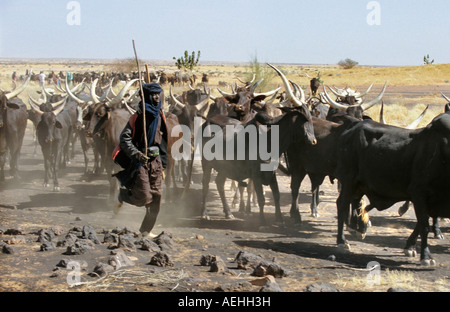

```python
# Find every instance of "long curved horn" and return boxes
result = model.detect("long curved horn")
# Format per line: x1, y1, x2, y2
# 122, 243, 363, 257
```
52, 102, 66, 116
322, 85, 352, 111
123, 102, 136, 115
28, 99, 44, 116
328, 85, 345, 98
28, 94, 44, 106
405, 105, 428, 129
254, 86, 282, 98
169, 85, 185, 108
360, 81, 387, 111
217, 87, 236, 98
267, 63, 304, 107
6, 70, 32, 100
250, 78, 264, 94
90, 78, 100, 104
106, 78, 139, 107
290, 81, 306, 104
50, 96, 68, 108
379, 101, 387, 124
65, 77, 88, 105
356, 83, 374, 98
441, 92, 450, 103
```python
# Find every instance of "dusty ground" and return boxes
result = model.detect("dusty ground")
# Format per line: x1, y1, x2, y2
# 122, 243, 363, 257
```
1, 117, 450, 294
1, 60, 450, 294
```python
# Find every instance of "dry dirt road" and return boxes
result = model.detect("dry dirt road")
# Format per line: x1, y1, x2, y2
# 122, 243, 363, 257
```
1, 116, 450, 294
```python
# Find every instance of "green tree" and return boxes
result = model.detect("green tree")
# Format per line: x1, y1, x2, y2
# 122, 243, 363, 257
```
173, 50, 201, 72
338, 58, 359, 69
423, 54, 434, 65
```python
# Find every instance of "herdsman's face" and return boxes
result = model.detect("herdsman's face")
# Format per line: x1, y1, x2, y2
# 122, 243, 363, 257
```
151, 92, 160, 106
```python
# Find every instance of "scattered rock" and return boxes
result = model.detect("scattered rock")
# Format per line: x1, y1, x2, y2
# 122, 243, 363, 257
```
249, 275, 276, 286
252, 261, 289, 278
92, 262, 115, 277
387, 287, 414, 292
37, 229, 56, 243
210, 257, 227, 273
40, 241, 56, 251
215, 281, 253, 292
82, 225, 100, 244
234, 251, 264, 270
2, 244, 14, 254
103, 232, 118, 245
149, 252, 173, 267
50, 268, 63, 278
153, 231, 174, 250
137, 238, 160, 252
56, 258, 72, 268
118, 234, 136, 252
64, 238, 95, 255
200, 254, 219, 266
259, 281, 283, 292
57, 233, 78, 247
305, 282, 339, 292
4, 228, 24, 235
108, 249, 135, 269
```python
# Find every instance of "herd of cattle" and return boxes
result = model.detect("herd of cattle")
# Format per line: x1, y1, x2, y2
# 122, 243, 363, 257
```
1, 64, 450, 267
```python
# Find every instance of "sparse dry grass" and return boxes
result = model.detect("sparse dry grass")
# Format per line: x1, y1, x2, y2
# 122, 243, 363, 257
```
333, 269, 450, 292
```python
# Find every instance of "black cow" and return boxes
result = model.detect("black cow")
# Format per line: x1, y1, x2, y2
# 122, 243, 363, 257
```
0, 73, 31, 181
334, 112, 450, 265
29, 102, 69, 191
198, 64, 316, 223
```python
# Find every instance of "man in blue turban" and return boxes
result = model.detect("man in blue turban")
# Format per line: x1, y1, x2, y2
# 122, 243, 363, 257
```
114, 82, 168, 237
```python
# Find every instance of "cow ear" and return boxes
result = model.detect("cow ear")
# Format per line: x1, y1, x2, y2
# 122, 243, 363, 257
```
55, 121, 63, 129
7, 102, 20, 109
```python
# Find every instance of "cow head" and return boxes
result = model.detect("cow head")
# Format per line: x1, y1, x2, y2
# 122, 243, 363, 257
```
29, 101, 65, 144
216, 78, 281, 122
322, 82, 387, 120
0, 72, 32, 128
169, 85, 211, 135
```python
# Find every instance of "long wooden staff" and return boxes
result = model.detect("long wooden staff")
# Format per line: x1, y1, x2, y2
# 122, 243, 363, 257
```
132, 39, 147, 156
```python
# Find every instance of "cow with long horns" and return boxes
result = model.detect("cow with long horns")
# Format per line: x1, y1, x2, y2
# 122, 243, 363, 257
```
0, 71, 31, 181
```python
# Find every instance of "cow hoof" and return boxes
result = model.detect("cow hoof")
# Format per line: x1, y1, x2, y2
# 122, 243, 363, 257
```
225, 214, 235, 220
338, 243, 351, 251
356, 231, 366, 240
53, 186, 60, 192
404, 248, 417, 257
311, 212, 319, 218
43, 183, 50, 188
421, 259, 437, 266
201, 215, 211, 221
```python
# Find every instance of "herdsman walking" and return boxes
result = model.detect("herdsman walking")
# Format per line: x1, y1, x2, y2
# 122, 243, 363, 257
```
113, 83, 168, 237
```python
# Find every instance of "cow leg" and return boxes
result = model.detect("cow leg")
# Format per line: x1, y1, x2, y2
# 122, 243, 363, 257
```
246, 180, 254, 214
252, 179, 267, 225
53, 145, 61, 191
431, 217, 444, 239
411, 201, 436, 265
201, 165, 212, 220
289, 170, 306, 224
269, 175, 282, 224
336, 185, 352, 250
0, 151, 6, 182
215, 173, 234, 219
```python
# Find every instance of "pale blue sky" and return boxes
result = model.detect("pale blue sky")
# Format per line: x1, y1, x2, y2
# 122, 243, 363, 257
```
1, 0, 449, 66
